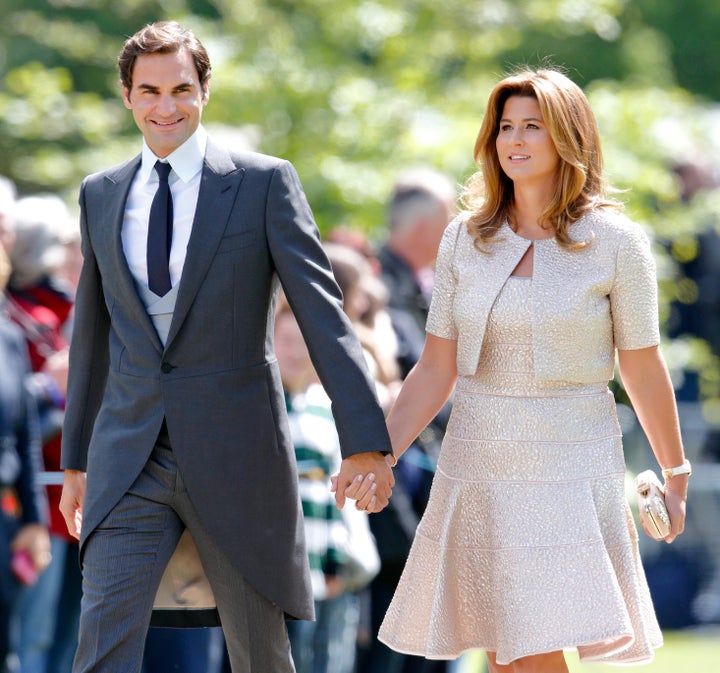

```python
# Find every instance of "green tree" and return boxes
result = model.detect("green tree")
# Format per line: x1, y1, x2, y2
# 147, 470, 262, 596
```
2, 0, 719, 410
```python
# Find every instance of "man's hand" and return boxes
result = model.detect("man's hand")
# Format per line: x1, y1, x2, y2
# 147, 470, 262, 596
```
59, 469, 86, 540
332, 452, 394, 513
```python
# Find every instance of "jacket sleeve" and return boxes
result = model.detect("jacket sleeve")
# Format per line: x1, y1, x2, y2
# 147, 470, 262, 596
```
426, 217, 462, 340
265, 160, 392, 459
610, 220, 661, 351
60, 178, 111, 471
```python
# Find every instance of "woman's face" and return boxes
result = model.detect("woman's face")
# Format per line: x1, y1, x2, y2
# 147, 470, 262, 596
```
495, 95, 560, 190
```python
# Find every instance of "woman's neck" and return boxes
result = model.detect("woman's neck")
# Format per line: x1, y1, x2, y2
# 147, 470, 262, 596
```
510, 186, 555, 239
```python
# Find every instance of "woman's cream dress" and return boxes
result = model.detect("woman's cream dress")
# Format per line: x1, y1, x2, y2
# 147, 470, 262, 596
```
378, 213, 663, 666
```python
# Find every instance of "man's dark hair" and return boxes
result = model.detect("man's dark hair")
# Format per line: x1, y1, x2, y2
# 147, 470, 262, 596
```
118, 21, 211, 91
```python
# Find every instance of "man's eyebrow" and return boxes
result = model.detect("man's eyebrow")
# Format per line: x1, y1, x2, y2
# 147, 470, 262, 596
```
135, 81, 194, 91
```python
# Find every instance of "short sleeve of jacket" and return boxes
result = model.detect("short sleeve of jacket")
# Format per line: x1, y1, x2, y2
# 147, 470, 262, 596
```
610, 221, 661, 350
426, 218, 461, 340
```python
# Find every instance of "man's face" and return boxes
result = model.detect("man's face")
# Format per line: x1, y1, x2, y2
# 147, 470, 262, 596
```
122, 49, 209, 158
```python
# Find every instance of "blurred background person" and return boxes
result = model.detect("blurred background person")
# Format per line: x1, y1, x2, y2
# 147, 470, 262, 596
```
356, 168, 457, 673
5, 194, 80, 673
377, 168, 457, 513
325, 226, 382, 277
262, 296, 379, 673
0, 177, 51, 673
323, 241, 401, 414
377, 168, 457, 378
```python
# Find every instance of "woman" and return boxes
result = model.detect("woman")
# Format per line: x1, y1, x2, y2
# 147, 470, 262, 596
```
346, 68, 689, 671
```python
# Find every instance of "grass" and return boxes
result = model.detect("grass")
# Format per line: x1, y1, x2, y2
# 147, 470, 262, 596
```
456, 629, 720, 671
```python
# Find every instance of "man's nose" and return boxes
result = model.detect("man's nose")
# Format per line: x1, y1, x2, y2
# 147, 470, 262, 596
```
156, 95, 177, 115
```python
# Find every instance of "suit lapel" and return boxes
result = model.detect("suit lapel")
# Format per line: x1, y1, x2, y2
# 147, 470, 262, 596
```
102, 157, 165, 353
165, 140, 245, 350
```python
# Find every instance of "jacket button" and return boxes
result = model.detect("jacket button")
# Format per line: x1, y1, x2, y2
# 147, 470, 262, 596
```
161, 362, 174, 374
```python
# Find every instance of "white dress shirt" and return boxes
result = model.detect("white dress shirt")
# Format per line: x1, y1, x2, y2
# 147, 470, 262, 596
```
122, 125, 207, 291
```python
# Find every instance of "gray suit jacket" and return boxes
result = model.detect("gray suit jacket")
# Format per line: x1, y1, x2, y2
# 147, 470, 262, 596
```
60, 139, 391, 621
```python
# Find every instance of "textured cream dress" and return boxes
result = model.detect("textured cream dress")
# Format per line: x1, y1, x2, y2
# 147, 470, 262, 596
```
378, 210, 664, 665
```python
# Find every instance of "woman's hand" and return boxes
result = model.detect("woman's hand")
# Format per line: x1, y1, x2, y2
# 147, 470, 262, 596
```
662, 475, 688, 544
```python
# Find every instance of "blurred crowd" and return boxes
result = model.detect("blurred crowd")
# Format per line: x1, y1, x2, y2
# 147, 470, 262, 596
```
644, 159, 720, 631
0, 176, 82, 673
1, 159, 719, 673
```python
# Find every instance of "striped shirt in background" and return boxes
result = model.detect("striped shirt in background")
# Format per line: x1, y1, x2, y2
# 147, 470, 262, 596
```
286, 384, 349, 600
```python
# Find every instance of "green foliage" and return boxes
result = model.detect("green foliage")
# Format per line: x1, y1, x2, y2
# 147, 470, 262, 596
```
2, 0, 720, 404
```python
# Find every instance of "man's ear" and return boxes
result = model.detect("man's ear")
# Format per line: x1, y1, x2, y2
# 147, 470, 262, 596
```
201, 75, 211, 103
121, 83, 132, 109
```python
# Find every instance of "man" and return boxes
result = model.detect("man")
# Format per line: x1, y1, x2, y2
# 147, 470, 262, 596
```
376, 169, 456, 376
59, 22, 394, 672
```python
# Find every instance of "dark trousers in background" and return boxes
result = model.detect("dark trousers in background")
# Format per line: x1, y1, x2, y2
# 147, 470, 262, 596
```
142, 627, 225, 673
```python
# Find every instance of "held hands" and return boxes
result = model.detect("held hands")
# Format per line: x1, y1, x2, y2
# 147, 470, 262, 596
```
331, 452, 396, 513
59, 469, 86, 540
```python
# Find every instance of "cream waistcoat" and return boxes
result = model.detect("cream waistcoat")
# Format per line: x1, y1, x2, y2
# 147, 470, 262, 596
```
427, 209, 660, 380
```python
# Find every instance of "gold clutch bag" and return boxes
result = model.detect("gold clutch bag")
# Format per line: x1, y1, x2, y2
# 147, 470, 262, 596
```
635, 470, 671, 541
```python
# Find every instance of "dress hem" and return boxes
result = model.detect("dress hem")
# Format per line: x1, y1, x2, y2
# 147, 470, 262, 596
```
377, 634, 662, 667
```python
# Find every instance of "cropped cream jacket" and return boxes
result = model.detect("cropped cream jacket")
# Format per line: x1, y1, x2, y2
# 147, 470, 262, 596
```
427, 208, 660, 381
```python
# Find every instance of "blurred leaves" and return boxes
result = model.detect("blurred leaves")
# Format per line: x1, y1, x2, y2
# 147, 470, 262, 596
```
1, 0, 720, 405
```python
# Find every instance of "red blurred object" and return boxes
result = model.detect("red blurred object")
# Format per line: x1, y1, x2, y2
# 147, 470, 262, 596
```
11, 549, 38, 586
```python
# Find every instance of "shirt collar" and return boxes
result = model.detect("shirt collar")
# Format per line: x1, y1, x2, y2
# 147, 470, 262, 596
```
139, 125, 208, 184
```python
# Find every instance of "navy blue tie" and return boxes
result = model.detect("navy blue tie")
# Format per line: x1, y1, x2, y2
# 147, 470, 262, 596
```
147, 161, 173, 296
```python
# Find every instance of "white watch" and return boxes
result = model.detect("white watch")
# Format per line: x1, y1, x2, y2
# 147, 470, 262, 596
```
662, 459, 692, 480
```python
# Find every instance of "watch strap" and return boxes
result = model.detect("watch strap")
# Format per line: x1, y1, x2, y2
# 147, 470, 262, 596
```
662, 459, 692, 480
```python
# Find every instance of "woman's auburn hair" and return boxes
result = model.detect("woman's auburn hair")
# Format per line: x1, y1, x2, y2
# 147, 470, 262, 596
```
462, 67, 622, 251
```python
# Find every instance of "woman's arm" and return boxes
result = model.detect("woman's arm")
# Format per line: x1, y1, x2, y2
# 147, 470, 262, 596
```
617, 345, 688, 542
386, 333, 459, 461
337, 333, 458, 510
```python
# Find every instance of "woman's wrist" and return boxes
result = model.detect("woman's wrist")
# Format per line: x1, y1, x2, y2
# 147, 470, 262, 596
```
661, 459, 692, 481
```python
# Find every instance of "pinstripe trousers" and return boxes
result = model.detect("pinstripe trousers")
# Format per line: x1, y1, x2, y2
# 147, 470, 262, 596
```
72, 444, 296, 673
